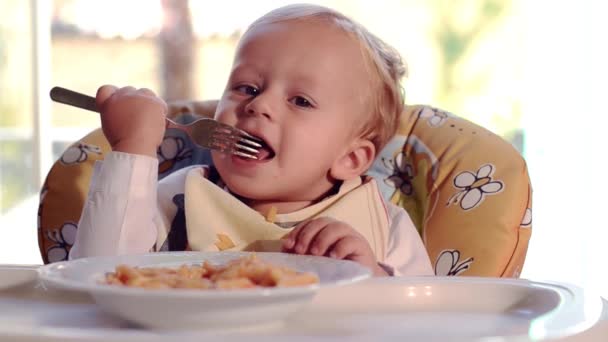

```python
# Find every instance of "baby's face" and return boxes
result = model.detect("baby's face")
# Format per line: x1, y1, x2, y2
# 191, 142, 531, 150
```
212, 19, 372, 204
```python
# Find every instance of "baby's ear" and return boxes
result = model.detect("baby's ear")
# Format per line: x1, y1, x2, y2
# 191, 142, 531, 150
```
330, 139, 375, 181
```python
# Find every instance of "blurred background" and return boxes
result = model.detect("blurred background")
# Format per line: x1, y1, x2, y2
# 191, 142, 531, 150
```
0, 0, 606, 297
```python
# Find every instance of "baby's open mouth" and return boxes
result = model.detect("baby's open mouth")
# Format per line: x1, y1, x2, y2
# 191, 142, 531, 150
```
250, 135, 275, 161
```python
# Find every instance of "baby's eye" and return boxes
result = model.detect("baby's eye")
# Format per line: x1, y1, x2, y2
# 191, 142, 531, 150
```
234, 85, 259, 97
291, 96, 313, 108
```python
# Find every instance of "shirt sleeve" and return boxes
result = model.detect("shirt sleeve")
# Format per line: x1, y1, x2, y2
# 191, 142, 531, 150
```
380, 202, 435, 276
69, 152, 162, 259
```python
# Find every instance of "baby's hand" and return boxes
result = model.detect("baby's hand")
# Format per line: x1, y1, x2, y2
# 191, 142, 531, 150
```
96, 85, 167, 157
282, 217, 388, 276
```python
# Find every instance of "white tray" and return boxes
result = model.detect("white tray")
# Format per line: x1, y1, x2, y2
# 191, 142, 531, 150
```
0, 273, 605, 341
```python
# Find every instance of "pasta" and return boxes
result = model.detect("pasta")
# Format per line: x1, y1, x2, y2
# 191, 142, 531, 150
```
265, 206, 277, 223
104, 254, 319, 290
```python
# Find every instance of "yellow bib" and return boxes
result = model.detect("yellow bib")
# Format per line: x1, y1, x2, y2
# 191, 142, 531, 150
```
184, 170, 390, 261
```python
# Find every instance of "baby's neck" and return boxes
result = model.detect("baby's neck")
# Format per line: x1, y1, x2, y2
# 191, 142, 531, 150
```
246, 200, 315, 216
238, 182, 342, 216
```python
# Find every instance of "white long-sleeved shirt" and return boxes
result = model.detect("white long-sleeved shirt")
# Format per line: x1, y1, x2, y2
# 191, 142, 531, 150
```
70, 152, 433, 276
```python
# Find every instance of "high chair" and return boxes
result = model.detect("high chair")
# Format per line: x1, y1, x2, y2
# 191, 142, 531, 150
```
38, 101, 532, 277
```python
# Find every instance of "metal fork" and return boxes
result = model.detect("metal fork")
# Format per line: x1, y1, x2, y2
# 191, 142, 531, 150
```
49, 86, 262, 159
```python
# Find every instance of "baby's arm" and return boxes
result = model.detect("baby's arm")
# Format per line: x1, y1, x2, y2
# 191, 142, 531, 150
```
69, 154, 201, 259
280, 203, 433, 276
282, 218, 389, 276
382, 203, 434, 276
69, 85, 169, 259
69, 152, 162, 258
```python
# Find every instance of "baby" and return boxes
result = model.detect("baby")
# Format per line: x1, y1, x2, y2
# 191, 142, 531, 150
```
70, 4, 433, 276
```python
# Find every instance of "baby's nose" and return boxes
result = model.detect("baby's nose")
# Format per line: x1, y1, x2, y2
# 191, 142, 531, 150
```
243, 94, 275, 120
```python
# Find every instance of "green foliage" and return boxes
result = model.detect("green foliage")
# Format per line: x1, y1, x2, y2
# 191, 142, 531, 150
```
433, 0, 508, 103
0, 24, 29, 212
430, 0, 523, 151
0, 141, 33, 213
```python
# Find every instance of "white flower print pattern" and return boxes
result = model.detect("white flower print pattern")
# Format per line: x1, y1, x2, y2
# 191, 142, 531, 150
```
60, 143, 102, 165
418, 107, 451, 127
382, 152, 414, 196
157, 136, 193, 174
46, 222, 77, 263
447, 164, 504, 210
435, 250, 474, 276
521, 208, 532, 227
158, 136, 188, 161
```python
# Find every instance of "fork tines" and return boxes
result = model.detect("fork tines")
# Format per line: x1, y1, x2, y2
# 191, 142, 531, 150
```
212, 128, 263, 160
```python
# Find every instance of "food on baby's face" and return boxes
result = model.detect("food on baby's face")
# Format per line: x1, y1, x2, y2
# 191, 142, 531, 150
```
104, 254, 319, 290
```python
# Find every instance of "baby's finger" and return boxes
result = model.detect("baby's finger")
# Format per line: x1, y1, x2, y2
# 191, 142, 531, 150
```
282, 220, 308, 251
95, 84, 118, 109
308, 224, 352, 256
139, 88, 168, 115
137, 87, 157, 98
328, 236, 361, 260
293, 217, 335, 254
115, 86, 137, 96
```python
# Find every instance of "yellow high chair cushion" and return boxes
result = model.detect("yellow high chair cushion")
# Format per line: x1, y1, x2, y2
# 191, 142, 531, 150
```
38, 130, 110, 263
376, 106, 532, 277
38, 103, 532, 277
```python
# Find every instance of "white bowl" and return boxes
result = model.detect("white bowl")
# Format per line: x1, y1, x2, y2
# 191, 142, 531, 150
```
38, 251, 370, 330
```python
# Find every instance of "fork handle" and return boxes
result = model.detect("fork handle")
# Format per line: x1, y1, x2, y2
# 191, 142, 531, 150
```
52, 86, 183, 131
50, 86, 99, 113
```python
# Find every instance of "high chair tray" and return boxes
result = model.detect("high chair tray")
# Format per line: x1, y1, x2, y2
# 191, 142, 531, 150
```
0, 274, 605, 341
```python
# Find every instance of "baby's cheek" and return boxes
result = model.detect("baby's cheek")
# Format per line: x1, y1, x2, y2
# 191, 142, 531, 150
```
214, 113, 235, 125
210, 151, 226, 168
213, 103, 237, 123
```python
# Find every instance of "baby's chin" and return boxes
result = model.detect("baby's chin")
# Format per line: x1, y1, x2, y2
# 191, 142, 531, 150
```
222, 180, 279, 202
217, 174, 299, 204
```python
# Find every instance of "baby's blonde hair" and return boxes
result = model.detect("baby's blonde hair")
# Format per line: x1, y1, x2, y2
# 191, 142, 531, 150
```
245, 4, 406, 153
